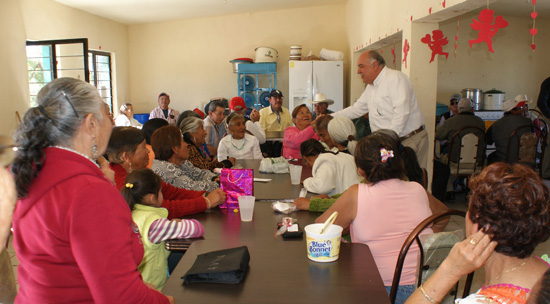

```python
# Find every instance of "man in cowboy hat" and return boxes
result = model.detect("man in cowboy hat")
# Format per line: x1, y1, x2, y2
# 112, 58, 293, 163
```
309, 93, 334, 120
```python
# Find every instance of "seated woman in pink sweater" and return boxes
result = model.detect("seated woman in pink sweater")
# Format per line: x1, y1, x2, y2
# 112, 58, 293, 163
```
282, 104, 319, 159
316, 132, 432, 304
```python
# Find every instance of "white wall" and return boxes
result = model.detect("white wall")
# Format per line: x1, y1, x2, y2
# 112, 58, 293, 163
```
345, 0, 550, 183
127, 4, 349, 114
0, 0, 31, 134
20, 0, 130, 109
438, 9, 550, 105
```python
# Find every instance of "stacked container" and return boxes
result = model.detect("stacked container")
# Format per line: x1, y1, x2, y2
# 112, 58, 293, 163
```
290, 45, 302, 61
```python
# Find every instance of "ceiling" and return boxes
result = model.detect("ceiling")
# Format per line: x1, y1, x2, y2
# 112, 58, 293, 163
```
55, 0, 549, 25
54, 0, 348, 25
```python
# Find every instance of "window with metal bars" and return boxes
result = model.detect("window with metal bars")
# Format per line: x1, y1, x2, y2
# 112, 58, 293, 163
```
88, 50, 113, 112
26, 38, 89, 106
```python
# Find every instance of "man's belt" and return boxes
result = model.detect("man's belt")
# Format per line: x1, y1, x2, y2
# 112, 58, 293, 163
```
400, 125, 425, 141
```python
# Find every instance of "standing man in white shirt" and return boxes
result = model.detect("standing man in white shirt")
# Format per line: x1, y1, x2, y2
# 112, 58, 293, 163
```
149, 92, 180, 125
229, 96, 266, 144
332, 50, 428, 168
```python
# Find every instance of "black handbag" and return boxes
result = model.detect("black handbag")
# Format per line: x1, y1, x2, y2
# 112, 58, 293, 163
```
182, 246, 250, 284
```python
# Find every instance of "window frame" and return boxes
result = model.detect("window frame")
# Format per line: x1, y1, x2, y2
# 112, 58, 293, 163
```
88, 49, 114, 111
26, 38, 89, 81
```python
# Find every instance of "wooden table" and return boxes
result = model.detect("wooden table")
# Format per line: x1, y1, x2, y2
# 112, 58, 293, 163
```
163, 204, 390, 303
236, 159, 313, 201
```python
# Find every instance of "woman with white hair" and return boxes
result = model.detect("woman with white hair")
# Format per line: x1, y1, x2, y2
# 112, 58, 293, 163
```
115, 103, 142, 128
327, 116, 358, 155
180, 117, 235, 171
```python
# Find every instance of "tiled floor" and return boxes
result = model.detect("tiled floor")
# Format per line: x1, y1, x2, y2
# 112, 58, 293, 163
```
5, 189, 550, 300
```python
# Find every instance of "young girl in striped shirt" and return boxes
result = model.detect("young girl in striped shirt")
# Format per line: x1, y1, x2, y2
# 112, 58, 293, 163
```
122, 168, 205, 290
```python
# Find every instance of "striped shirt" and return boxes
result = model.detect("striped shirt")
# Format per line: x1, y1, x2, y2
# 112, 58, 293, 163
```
149, 107, 180, 125
148, 218, 204, 244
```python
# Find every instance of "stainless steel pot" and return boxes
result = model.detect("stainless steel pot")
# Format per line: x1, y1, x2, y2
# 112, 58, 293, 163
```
461, 88, 484, 111
483, 89, 505, 110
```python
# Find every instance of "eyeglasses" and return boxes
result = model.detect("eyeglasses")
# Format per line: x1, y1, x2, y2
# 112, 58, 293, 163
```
450, 100, 458, 105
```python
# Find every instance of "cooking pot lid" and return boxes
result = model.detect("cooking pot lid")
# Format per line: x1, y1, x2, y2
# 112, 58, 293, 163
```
485, 88, 505, 94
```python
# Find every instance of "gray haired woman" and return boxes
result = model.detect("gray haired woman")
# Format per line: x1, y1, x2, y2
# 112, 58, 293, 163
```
180, 116, 234, 171
10, 78, 173, 303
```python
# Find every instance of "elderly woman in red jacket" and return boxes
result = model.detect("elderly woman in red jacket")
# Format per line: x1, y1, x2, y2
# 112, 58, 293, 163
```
11, 78, 173, 303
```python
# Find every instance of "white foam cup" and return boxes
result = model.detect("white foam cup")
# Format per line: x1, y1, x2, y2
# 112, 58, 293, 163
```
289, 165, 302, 185
238, 195, 255, 222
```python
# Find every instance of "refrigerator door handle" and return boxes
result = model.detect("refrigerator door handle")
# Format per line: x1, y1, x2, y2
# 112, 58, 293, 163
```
306, 72, 313, 100
312, 72, 318, 98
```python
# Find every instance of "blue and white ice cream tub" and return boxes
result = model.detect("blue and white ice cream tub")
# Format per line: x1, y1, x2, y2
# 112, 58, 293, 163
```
305, 223, 343, 262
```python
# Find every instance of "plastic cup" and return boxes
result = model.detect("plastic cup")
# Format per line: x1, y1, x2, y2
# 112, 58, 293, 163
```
238, 196, 255, 222
304, 223, 343, 262
289, 165, 302, 185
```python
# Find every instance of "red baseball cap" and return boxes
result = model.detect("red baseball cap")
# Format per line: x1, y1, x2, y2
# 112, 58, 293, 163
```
230, 96, 246, 111
193, 108, 205, 118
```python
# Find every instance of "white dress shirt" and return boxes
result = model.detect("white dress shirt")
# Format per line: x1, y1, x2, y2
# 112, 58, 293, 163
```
303, 152, 361, 196
246, 120, 266, 144
217, 133, 263, 160
114, 114, 142, 129
332, 66, 424, 137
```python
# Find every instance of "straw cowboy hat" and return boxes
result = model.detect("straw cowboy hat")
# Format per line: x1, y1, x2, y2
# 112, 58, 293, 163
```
308, 93, 334, 105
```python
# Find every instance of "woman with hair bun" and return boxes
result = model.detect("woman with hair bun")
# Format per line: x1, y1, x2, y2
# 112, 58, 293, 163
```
11, 78, 172, 303
316, 132, 432, 304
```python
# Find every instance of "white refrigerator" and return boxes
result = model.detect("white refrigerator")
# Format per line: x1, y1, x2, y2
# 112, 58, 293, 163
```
288, 61, 344, 113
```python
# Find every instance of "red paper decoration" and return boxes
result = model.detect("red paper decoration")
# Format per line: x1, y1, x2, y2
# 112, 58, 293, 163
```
421, 30, 449, 63
403, 39, 410, 68
531, 1, 537, 51
391, 45, 396, 68
469, 9, 508, 53
442, 0, 446, 8
454, 16, 460, 58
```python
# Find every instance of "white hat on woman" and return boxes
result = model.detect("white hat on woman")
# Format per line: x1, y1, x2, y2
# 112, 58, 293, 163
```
327, 116, 357, 155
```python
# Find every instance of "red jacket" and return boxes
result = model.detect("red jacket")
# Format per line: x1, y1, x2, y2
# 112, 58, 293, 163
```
110, 163, 207, 219
13, 147, 168, 303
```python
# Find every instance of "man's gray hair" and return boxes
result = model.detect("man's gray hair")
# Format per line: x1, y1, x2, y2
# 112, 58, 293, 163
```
368, 50, 386, 66
209, 99, 227, 113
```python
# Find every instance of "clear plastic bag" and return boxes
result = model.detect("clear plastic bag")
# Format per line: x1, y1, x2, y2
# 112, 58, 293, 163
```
259, 157, 289, 173
271, 201, 297, 214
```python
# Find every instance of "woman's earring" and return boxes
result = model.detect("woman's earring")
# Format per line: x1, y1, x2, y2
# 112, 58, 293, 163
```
91, 138, 98, 159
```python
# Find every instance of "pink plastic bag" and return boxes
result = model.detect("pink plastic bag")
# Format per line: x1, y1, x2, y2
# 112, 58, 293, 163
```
220, 169, 254, 209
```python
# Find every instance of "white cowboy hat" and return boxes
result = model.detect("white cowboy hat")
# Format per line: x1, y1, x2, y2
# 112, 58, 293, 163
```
308, 93, 334, 105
